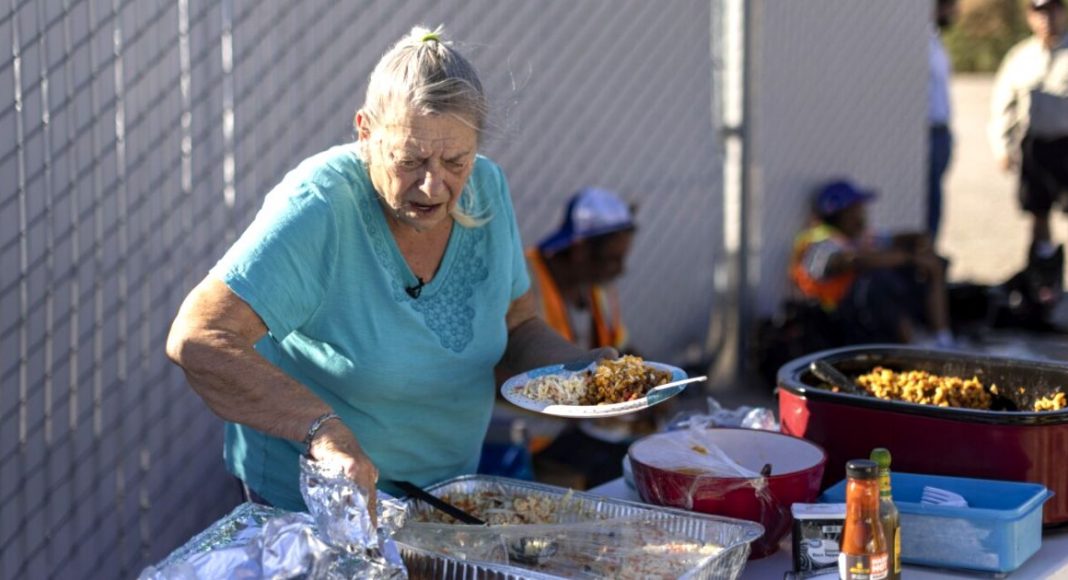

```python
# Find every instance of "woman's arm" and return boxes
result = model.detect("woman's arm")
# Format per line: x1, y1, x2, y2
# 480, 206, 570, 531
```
166, 276, 329, 439
166, 276, 379, 507
496, 291, 617, 377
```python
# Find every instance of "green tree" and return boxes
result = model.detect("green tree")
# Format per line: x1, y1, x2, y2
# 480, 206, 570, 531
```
945, 0, 1031, 72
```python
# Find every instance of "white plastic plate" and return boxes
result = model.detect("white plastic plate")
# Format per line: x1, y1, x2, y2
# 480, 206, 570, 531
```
500, 361, 692, 418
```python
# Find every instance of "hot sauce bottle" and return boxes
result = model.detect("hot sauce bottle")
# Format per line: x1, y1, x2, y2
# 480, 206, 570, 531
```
870, 448, 901, 580
839, 459, 888, 580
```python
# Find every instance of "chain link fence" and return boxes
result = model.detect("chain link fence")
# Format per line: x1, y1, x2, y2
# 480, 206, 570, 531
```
1, 1, 724, 577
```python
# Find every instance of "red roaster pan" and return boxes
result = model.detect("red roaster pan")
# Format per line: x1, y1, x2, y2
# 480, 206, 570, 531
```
777, 345, 1068, 526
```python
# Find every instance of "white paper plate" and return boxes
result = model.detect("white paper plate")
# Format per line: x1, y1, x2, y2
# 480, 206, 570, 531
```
500, 361, 688, 418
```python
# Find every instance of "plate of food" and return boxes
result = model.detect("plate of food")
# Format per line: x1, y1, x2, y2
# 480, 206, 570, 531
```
501, 355, 705, 418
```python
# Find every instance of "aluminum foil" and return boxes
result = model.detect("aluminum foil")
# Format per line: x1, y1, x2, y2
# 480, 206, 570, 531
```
140, 457, 408, 579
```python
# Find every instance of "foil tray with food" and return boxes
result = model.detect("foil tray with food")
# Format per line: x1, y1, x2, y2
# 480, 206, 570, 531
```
501, 355, 702, 418
395, 474, 764, 580
777, 345, 1068, 524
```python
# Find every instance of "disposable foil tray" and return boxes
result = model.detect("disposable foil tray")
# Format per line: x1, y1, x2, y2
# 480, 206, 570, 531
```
395, 474, 763, 580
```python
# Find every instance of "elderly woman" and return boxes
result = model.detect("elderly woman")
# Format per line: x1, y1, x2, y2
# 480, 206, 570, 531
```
166, 26, 608, 512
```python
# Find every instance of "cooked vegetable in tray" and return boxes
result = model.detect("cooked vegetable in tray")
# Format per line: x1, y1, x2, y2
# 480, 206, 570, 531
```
825, 366, 1067, 412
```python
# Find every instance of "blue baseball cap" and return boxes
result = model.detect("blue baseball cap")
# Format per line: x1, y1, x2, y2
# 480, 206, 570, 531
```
538, 187, 635, 254
815, 180, 877, 218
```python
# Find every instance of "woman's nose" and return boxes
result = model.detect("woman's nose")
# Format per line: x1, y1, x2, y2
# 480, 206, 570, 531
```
420, 164, 445, 197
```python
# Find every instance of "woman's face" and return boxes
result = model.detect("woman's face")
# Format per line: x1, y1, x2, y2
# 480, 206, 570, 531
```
358, 110, 478, 232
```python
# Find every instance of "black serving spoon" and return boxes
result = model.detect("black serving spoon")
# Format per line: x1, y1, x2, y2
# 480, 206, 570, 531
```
394, 480, 484, 524
809, 360, 864, 396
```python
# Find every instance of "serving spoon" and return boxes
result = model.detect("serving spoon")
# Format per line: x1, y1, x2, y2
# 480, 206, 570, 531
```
809, 360, 863, 396
394, 480, 483, 524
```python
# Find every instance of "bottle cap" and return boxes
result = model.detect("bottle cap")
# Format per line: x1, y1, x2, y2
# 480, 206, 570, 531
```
846, 459, 879, 479
870, 447, 892, 469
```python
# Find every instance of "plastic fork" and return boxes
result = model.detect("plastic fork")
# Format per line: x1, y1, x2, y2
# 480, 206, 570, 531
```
645, 375, 708, 404
921, 485, 968, 507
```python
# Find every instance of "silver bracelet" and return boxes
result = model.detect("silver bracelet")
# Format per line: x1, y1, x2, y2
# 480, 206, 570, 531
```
302, 412, 341, 456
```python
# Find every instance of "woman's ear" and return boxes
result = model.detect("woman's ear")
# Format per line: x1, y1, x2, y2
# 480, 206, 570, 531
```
354, 110, 371, 141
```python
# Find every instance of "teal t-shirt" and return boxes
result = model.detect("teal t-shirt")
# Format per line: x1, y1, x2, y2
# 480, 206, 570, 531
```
210, 144, 530, 511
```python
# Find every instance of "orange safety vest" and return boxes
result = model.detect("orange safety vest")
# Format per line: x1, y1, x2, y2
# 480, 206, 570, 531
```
526, 248, 628, 349
790, 223, 856, 310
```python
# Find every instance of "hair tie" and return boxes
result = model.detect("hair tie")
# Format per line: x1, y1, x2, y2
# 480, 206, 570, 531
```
420, 31, 441, 43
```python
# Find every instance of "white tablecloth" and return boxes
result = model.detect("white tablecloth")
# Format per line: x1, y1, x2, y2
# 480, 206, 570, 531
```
588, 477, 1068, 579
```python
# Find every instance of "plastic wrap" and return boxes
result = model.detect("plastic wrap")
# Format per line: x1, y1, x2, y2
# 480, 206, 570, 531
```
628, 427, 826, 557
638, 423, 770, 494
396, 517, 723, 579
397, 475, 763, 580
628, 425, 778, 544
140, 458, 408, 579
667, 396, 779, 431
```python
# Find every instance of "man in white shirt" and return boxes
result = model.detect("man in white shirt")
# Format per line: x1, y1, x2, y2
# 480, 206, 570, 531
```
989, 0, 1068, 260
928, 0, 957, 241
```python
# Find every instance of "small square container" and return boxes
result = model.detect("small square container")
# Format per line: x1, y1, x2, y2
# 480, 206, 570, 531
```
820, 472, 1052, 574
791, 503, 845, 574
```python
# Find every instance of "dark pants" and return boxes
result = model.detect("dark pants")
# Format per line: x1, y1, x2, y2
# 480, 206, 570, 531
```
1019, 135, 1068, 214
928, 125, 952, 239
836, 267, 929, 343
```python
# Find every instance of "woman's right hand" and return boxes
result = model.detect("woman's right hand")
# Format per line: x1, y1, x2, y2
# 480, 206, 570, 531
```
307, 419, 379, 526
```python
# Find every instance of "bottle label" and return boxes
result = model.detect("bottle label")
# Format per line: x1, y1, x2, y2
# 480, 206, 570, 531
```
893, 528, 901, 573
839, 552, 888, 580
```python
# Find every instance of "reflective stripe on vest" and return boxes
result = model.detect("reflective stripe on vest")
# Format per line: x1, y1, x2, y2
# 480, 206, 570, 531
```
526, 248, 627, 349
790, 224, 855, 310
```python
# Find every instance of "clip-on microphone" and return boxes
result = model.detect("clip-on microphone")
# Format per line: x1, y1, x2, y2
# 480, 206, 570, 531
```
405, 277, 425, 299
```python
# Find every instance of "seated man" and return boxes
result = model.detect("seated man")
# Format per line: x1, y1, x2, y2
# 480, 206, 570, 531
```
790, 179, 955, 347
527, 187, 636, 351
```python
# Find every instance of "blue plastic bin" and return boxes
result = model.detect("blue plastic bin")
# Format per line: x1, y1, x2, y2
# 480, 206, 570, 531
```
820, 472, 1052, 574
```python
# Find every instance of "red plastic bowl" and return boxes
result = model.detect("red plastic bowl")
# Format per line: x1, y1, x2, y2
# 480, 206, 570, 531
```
628, 428, 827, 558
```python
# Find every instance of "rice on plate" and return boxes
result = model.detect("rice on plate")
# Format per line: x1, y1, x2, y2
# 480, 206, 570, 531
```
516, 373, 588, 405
514, 355, 671, 406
